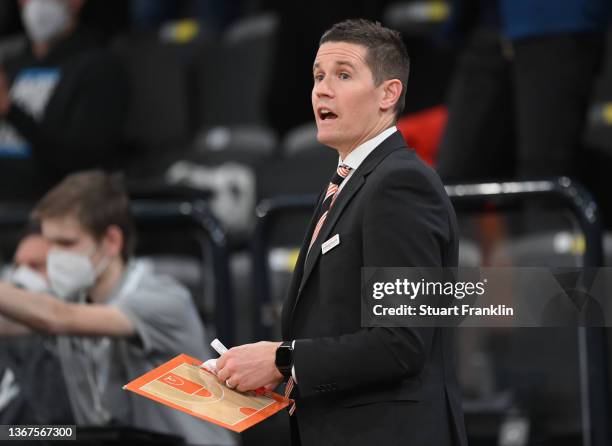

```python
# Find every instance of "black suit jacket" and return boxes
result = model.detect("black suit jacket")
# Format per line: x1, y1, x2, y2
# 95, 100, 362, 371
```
280, 131, 468, 446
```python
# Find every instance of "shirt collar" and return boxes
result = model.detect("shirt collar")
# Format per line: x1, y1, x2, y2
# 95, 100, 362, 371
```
339, 126, 398, 170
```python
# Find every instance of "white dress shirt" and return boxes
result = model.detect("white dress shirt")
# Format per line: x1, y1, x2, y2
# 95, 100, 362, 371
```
337, 126, 398, 195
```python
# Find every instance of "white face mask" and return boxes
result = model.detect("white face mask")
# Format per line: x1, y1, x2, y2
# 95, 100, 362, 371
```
21, 0, 71, 44
47, 247, 109, 301
10, 265, 49, 293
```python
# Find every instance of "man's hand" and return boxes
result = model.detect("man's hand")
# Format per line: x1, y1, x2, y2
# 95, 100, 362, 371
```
216, 341, 284, 392
0, 69, 11, 117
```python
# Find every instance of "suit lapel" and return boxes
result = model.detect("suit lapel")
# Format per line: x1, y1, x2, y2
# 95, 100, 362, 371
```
281, 189, 325, 337
298, 174, 364, 292
289, 131, 408, 328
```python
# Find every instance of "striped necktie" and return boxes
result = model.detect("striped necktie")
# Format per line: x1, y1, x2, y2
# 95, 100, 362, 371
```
308, 164, 352, 251
284, 376, 296, 415
285, 164, 352, 416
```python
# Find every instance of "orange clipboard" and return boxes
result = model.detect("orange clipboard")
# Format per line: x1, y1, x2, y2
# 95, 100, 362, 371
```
123, 353, 292, 432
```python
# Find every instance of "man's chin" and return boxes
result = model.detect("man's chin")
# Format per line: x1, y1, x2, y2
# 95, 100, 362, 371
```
315, 129, 340, 150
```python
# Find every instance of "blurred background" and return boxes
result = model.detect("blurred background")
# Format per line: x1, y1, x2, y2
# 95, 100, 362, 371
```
0, 0, 612, 445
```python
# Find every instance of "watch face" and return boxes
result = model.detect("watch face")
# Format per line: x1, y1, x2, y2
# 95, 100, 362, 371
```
276, 346, 292, 367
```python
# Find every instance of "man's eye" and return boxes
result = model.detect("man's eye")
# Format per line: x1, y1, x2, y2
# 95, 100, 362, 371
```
314, 74, 324, 82
339, 72, 350, 80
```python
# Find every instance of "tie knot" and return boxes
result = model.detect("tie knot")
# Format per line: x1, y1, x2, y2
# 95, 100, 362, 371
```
331, 164, 352, 186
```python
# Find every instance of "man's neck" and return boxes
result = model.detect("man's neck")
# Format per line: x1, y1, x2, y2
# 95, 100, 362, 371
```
32, 42, 50, 59
89, 258, 125, 304
337, 117, 395, 160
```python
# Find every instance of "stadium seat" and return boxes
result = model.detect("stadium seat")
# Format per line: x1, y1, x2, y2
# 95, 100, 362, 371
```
111, 32, 196, 176
193, 13, 279, 128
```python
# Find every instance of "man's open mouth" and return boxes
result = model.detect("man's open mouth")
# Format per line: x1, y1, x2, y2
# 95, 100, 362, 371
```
318, 108, 338, 120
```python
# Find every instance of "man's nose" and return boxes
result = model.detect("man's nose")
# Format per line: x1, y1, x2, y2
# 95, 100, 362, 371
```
313, 77, 333, 97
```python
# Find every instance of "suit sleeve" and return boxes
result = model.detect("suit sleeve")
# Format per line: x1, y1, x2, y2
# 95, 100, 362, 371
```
293, 162, 453, 398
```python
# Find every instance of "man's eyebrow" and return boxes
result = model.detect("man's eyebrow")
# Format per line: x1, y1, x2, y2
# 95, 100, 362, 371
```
313, 60, 356, 72
336, 60, 356, 69
48, 236, 78, 245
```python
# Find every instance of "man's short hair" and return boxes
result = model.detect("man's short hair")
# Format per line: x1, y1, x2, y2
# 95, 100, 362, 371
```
320, 19, 410, 119
32, 170, 135, 261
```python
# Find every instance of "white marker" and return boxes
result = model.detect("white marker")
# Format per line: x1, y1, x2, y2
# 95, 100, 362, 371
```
207, 338, 268, 395
199, 339, 228, 372
211, 338, 228, 355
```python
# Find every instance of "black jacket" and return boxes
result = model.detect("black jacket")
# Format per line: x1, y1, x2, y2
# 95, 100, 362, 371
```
1, 27, 128, 200
281, 131, 468, 446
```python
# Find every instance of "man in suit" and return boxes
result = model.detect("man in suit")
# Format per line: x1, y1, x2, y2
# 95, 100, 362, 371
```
217, 19, 468, 445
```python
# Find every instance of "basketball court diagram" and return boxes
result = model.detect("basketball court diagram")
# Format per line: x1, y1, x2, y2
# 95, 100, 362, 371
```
124, 354, 291, 432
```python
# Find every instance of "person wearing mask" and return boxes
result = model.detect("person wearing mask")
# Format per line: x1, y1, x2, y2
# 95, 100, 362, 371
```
0, 0, 128, 201
2, 231, 50, 293
0, 170, 235, 446
0, 229, 73, 425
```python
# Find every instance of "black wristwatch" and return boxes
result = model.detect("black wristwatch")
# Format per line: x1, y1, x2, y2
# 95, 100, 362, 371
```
275, 341, 294, 379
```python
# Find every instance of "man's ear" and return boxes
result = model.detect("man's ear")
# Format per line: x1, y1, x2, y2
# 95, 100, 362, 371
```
103, 225, 124, 258
379, 79, 403, 112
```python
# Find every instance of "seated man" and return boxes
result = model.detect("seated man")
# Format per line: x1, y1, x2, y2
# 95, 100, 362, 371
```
0, 228, 72, 425
0, 170, 235, 446
0, 0, 128, 201
5, 230, 50, 292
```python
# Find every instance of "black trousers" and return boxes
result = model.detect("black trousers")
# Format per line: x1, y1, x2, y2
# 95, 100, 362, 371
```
513, 32, 605, 179
437, 28, 515, 183
437, 30, 604, 183
289, 414, 301, 446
